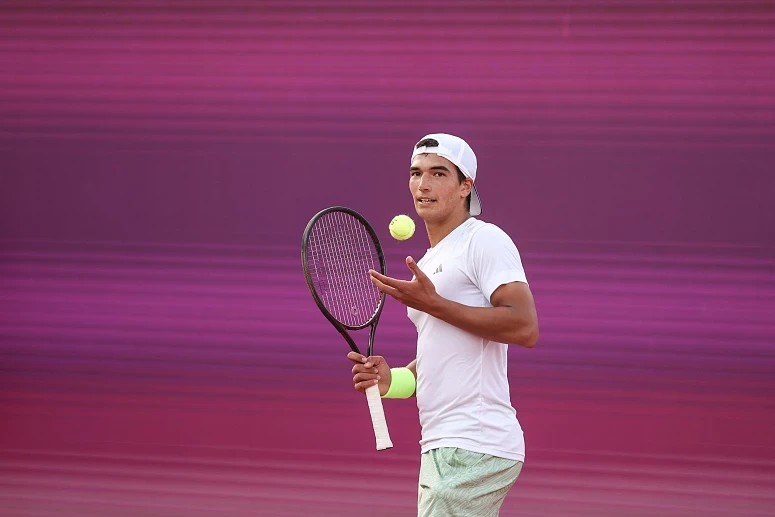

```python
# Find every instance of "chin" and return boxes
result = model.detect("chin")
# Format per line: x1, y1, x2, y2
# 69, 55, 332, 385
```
415, 206, 443, 223
414, 208, 429, 221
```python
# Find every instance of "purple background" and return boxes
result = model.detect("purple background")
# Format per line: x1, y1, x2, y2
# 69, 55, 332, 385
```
1, 1, 774, 516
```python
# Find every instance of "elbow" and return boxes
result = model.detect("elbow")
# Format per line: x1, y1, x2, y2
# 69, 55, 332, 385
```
523, 326, 540, 348
510, 323, 539, 348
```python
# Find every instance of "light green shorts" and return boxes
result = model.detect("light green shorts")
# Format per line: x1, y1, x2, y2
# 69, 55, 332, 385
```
418, 447, 523, 517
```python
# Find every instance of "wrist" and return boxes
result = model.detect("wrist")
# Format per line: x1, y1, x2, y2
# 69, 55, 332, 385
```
382, 367, 416, 399
426, 294, 449, 319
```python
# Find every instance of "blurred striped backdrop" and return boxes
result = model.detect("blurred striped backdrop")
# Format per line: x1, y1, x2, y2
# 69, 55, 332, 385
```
1, 1, 774, 516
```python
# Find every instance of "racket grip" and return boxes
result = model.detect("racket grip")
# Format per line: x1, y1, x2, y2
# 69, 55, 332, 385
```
365, 384, 393, 450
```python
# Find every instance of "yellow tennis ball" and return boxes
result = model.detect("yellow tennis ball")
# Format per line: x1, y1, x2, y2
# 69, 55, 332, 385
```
389, 214, 415, 241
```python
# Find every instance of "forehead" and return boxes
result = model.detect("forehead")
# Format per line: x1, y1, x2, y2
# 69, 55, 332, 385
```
410, 153, 456, 171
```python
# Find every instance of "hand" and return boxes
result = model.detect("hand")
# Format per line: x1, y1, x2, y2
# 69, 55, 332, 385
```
348, 352, 391, 396
369, 256, 440, 313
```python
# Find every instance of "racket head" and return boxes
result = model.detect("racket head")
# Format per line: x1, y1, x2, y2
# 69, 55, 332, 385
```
301, 206, 387, 332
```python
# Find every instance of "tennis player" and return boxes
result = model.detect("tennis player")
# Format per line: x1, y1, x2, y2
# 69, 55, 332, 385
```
349, 133, 539, 516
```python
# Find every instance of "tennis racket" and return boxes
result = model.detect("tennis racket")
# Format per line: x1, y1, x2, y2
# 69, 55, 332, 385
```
301, 206, 393, 451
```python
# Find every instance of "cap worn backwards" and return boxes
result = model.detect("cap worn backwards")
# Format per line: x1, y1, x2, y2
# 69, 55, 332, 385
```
411, 133, 482, 216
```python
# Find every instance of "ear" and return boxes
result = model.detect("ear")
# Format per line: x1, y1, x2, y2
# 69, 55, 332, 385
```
461, 178, 473, 198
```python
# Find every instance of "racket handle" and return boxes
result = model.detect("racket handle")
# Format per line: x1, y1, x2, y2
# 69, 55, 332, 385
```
365, 384, 393, 450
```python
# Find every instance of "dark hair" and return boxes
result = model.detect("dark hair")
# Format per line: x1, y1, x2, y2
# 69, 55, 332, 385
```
414, 138, 472, 211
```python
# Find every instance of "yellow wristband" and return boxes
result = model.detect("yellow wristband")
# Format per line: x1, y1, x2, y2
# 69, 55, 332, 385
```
383, 367, 416, 399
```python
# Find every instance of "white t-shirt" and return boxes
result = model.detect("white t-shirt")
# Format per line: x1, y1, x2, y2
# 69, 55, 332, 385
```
408, 217, 528, 462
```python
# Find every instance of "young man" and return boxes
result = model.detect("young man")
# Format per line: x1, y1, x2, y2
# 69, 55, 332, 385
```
349, 133, 539, 517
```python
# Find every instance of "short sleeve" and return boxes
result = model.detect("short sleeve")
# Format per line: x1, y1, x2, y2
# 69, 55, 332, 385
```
468, 224, 528, 303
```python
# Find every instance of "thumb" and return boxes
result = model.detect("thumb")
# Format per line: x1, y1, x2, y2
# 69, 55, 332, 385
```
366, 355, 387, 368
406, 256, 426, 279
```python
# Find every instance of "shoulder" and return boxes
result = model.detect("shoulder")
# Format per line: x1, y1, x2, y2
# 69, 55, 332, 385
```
464, 219, 524, 269
460, 218, 528, 290
465, 219, 517, 249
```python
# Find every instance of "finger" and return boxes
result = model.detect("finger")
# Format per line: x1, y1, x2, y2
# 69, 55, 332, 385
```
355, 379, 380, 392
365, 355, 384, 366
347, 351, 367, 364
369, 270, 408, 289
353, 372, 380, 383
370, 275, 402, 298
405, 256, 429, 281
352, 364, 380, 375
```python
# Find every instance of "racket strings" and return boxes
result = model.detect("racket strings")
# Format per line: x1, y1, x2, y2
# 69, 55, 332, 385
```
327, 211, 381, 318
314, 212, 360, 321
307, 211, 382, 327
312, 212, 379, 325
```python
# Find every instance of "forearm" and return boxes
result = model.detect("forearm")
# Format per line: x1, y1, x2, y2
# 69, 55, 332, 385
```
403, 359, 417, 398
406, 359, 417, 378
428, 297, 539, 347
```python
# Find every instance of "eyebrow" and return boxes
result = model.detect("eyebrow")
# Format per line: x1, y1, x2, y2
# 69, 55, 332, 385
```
410, 165, 451, 172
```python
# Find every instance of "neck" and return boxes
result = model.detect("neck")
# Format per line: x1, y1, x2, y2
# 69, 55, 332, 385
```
425, 211, 471, 247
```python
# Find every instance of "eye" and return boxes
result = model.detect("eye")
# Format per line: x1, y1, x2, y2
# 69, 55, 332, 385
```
434, 171, 445, 177
410, 171, 421, 177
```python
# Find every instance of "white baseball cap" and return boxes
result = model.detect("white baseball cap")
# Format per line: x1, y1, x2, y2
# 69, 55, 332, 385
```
411, 133, 482, 216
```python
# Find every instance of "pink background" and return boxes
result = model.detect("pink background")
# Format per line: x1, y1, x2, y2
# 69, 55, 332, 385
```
1, 1, 774, 515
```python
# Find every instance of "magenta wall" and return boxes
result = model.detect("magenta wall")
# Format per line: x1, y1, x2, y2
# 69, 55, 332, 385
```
1, 2, 774, 516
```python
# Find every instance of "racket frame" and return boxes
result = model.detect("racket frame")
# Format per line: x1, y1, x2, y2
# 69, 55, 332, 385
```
300, 206, 393, 450
301, 206, 387, 358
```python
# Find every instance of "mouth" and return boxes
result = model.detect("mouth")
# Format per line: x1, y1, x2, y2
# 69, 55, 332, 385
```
416, 197, 436, 206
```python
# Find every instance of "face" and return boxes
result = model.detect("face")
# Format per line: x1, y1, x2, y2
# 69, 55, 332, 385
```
409, 153, 472, 223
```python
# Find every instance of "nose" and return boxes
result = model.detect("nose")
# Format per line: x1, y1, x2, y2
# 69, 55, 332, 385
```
417, 172, 431, 191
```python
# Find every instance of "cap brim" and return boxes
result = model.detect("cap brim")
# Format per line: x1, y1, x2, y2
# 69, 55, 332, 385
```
470, 184, 482, 216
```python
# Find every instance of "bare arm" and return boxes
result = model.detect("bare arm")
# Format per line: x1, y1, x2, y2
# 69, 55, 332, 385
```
403, 359, 417, 397
406, 359, 417, 378
370, 258, 539, 348
428, 282, 538, 347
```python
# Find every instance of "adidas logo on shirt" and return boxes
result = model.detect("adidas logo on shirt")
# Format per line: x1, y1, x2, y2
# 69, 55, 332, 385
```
433, 263, 443, 275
